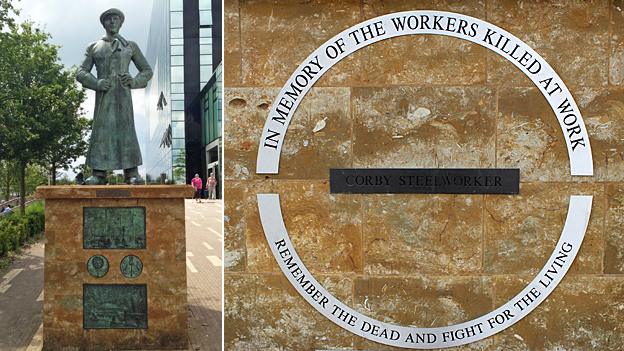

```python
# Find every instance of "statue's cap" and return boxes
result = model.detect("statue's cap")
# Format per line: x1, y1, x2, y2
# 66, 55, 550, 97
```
100, 8, 125, 25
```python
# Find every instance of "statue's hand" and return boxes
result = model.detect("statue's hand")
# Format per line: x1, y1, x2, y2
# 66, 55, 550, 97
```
120, 73, 135, 88
96, 79, 111, 91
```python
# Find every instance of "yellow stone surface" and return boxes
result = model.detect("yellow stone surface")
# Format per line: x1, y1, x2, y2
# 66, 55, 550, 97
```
493, 276, 624, 349
605, 183, 624, 273
487, 0, 610, 88
224, 0, 241, 86
239, 0, 362, 87
484, 183, 605, 275
224, 87, 353, 179
225, 273, 355, 350
237, 180, 362, 274
353, 276, 494, 351
363, 194, 483, 275
611, 0, 624, 85
224, 1, 624, 349
353, 86, 496, 168
38, 185, 192, 350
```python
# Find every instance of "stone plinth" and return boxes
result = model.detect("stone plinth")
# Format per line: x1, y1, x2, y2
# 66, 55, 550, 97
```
37, 185, 193, 350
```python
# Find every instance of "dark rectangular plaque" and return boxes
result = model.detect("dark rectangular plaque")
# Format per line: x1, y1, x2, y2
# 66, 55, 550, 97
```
95, 189, 131, 198
83, 207, 146, 249
83, 284, 147, 329
330, 168, 519, 194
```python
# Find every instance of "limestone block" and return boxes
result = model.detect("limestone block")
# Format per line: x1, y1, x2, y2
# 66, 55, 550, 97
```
224, 180, 249, 271
225, 87, 353, 179
487, 0, 609, 88
497, 87, 569, 181
363, 194, 483, 275
245, 180, 363, 274
611, 0, 624, 85
225, 273, 355, 350
500, 86, 622, 181
225, 0, 241, 86
492, 276, 624, 349
239, 0, 362, 87
484, 183, 605, 275
353, 86, 496, 169
357, 0, 487, 86
577, 88, 624, 181
605, 183, 624, 273
352, 276, 494, 350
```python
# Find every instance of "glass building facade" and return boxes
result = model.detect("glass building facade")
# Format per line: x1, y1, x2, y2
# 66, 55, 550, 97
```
143, 0, 221, 185
200, 63, 222, 198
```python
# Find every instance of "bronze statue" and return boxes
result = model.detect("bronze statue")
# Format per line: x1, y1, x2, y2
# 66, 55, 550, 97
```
77, 8, 152, 185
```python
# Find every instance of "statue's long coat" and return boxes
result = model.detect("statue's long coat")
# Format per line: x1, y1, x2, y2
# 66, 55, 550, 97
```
77, 35, 152, 171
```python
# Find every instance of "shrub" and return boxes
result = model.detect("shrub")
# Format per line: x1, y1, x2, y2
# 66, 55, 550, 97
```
0, 201, 45, 257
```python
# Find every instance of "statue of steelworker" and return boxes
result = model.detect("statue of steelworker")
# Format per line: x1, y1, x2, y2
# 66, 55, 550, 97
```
77, 8, 152, 185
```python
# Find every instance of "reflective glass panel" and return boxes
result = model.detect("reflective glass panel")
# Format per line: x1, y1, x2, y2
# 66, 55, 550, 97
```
171, 100, 185, 111
171, 83, 184, 94
172, 149, 186, 166
170, 0, 183, 11
172, 111, 184, 121
199, 10, 212, 26
171, 45, 184, 56
171, 55, 184, 66
171, 66, 184, 82
171, 93, 185, 101
170, 11, 183, 28
172, 165, 186, 184
200, 65, 212, 82
199, 28, 211, 37
171, 28, 183, 38
200, 54, 211, 65
172, 121, 185, 139
199, 0, 211, 10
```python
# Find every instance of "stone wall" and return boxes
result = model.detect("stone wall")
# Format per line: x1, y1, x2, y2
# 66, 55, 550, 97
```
39, 186, 190, 350
224, 1, 624, 350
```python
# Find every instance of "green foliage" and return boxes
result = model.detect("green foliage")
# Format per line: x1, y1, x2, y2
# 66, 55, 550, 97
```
106, 172, 125, 185
0, 160, 16, 201
0, 0, 18, 30
0, 23, 86, 164
24, 164, 47, 194
40, 70, 90, 185
0, 19, 87, 211
0, 201, 44, 257
0, 162, 47, 201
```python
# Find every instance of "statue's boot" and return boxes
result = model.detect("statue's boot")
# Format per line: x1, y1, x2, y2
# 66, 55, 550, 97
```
84, 169, 107, 185
124, 167, 144, 185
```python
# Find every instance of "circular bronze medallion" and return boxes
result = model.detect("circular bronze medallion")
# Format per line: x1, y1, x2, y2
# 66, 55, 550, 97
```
120, 255, 143, 279
86, 255, 109, 278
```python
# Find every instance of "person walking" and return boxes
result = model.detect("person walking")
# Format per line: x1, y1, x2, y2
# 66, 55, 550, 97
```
2, 205, 13, 216
191, 174, 203, 203
207, 173, 217, 200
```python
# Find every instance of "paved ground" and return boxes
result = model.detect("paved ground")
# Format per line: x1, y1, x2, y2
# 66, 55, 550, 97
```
186, 199, 223, 351
0, 242, 44, 351
0, 199, 222, 351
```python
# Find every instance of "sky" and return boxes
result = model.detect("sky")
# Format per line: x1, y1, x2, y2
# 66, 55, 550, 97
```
15, 0, 154, 178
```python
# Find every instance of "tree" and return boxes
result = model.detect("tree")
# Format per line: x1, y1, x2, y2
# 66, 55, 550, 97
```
40, 80, 90, 185
0, 22, 86, 213
0, 0, 18, 30
24, 164, 47, 195
0, 160, 16, 201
